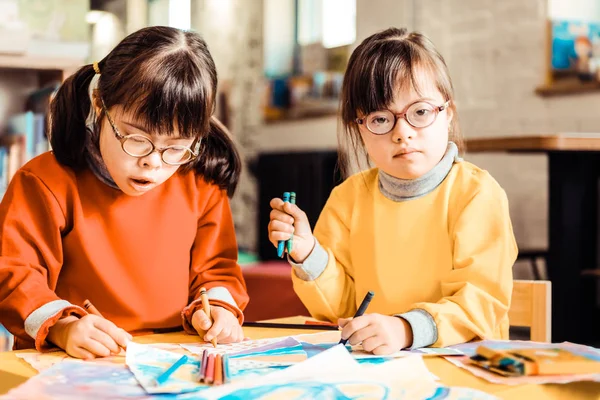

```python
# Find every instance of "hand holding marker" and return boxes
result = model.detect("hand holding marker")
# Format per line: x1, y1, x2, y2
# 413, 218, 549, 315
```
339, 291, 375, 345
277, 192, 291, 258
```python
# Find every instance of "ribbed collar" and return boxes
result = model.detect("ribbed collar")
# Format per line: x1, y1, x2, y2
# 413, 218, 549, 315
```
378, 141, 461, 202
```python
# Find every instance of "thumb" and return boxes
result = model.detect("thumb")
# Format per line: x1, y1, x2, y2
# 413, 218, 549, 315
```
337, 317, 351, 328
192, 310, 212, 332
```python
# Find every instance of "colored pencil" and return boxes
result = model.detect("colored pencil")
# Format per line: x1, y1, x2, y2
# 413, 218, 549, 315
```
199, 349, 209, 382
204, 353, 216, 384
222, 354, 230, 383
213, 354, 223, 385
82, 299, 104, 318
199, 287, 217, 347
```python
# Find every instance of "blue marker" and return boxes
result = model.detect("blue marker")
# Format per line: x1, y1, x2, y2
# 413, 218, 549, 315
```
339, 291, 375, 345
277, 192, 291, 258
286, 192, 296, 254
154, 354, 189, 386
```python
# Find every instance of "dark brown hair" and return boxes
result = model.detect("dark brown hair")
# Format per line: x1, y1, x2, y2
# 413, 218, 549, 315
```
338, 27, 463, 178
49, 26, 241, 196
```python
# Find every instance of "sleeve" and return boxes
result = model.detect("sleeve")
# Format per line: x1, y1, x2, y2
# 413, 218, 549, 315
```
181, 186, 249, 334
290, 187, 357, 322
0, 170, 87, 351
410, 183, 517, 347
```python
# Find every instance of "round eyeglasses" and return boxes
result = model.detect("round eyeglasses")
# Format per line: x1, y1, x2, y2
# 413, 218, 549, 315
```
101, 98, 200, 166
356, 100, 450, 135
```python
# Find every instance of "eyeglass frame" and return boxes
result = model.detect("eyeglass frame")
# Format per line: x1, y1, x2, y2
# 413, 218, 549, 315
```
99, 97, 201, 165
355, 100, 451, 135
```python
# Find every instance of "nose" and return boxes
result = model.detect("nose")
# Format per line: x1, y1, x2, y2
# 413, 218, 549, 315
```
390, 118, 415, 143
138, 150, 162, 170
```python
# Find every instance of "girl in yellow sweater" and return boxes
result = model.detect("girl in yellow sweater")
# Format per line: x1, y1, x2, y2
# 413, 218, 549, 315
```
268, 28, 517, 354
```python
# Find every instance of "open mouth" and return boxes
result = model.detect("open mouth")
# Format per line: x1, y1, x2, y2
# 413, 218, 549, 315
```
131, 178, 151, 185
129, 177, 155, 190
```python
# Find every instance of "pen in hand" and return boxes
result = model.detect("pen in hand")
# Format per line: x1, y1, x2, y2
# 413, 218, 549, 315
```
83, 299, 104, 318
339, 291, 375, 345
199, 287, 217, 347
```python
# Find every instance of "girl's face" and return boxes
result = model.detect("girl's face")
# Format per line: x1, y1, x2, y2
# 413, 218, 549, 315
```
97, 105, 196, 196
358, 73, 452, 180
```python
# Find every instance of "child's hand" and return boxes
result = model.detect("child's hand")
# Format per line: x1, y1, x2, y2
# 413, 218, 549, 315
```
191, 306, 244, 344
268, 197, 315, 262
338, 314, 413, 355
47, 315, 132, 359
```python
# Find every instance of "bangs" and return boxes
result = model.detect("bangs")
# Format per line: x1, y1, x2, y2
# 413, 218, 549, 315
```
107, 50, 214, 139
343, 39, 452, 120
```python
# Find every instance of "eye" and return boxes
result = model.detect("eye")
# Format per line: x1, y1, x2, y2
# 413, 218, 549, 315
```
127, 135, 149, 144
415, 108, 431, 116
369, 113, 392, 126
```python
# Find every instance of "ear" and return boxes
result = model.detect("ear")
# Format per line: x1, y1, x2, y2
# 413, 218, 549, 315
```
446, 103, 454, 125
91, 90, 103, 116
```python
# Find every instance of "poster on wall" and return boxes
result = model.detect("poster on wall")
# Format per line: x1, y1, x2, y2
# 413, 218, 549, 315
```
551, 20, 600, 82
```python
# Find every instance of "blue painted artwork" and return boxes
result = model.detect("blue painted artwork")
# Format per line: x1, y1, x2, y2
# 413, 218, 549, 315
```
551, 20, 600, 70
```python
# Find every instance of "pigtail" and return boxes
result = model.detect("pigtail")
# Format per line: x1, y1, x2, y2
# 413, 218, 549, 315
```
192, 117, 241, 197
49, 64, 97, 169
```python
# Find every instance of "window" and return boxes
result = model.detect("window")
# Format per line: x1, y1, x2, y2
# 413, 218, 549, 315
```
298, 0, 356, 49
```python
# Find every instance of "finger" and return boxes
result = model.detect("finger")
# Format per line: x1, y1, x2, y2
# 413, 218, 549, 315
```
89, 329, 120, 354
192, 310, 212, 333
347, 324, 378, 346
269, 198, 285, 209
81, 338, 112, 358
268, 219, 294, 234
361, 335, 386, 353
269, 229, 294, 242
92, 319, 130, 349
233, 326, 244, 343
205, 320, 225, 343
214, 327, 234, 343
71, 346, 96, 360
269, 209, 294, 225
337, 318, 351, 328
372, 344, 395, 356
340, 316, 371, 341
282, 203, 307, 222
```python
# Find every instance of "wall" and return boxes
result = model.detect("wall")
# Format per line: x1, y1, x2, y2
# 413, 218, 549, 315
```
192, 0, 264, 251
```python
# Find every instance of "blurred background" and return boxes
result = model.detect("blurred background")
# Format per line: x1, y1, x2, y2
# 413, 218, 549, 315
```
0, 0, 599, 348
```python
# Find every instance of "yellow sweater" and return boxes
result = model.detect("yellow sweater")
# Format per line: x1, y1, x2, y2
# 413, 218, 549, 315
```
292, 162, 517, 347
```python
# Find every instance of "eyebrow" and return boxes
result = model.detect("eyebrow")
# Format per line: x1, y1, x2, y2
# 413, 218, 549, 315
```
412, 97, 439, 103
385, 97, 441, 113
122, 121, 149, 133
122, 120, 186, 141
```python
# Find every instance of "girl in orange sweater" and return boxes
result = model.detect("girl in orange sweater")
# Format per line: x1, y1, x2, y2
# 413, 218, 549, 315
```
0, 26, 248, 358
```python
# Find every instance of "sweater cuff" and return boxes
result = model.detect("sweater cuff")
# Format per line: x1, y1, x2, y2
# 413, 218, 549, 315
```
287, 238, 329, 281
396, 309, 438, 349
24, 300, 87, 352
182, 287, 244, 335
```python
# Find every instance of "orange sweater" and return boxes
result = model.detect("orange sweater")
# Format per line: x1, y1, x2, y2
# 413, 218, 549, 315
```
0, 152, 248, 351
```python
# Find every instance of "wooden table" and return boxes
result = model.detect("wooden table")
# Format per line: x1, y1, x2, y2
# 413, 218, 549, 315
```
1, 317, 599, 399
466, 134, 600, 344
